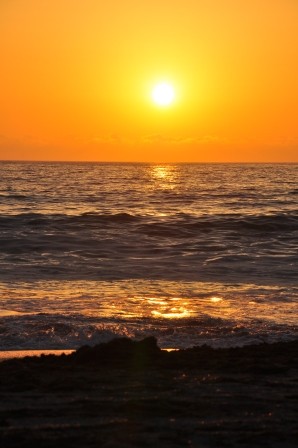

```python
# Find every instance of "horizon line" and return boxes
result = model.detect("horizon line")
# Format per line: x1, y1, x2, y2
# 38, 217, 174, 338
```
1, 159, 298, 165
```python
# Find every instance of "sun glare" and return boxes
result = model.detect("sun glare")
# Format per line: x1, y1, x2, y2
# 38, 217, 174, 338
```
152, 83, 175, 106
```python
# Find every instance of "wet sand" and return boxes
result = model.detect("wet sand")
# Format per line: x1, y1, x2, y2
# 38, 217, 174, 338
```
0, 337, 297, 447
0, 350, 74, 361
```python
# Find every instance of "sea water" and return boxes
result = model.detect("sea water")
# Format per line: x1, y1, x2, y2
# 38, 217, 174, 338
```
0, 162, 297, 349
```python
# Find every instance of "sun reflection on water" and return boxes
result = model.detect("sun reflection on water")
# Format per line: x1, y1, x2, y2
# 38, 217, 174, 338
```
152, 309, 190, 319
150, 165, 178, 190
145, 296, 191, 319
148, 296, 225, 319
2, 281, 296, 334
210, 296, 223, 303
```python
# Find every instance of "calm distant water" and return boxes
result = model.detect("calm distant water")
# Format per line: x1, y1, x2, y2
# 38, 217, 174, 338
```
0, 162, 297, 349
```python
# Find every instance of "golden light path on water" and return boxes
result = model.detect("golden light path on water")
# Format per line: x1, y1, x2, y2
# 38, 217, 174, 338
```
0, 294, 223, 320
1, 281, 297, 327
150, 165, 179, 191
1, 280, 297, 353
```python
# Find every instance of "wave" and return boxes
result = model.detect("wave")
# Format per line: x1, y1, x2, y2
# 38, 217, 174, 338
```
0, 193, 29, 200
1, 313, 297, 350
0, 211, 297, 232
0, 211, 296, 284
0, 212, 141, 228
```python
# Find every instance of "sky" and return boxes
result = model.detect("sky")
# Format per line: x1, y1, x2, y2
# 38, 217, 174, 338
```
0, 0, 297, 162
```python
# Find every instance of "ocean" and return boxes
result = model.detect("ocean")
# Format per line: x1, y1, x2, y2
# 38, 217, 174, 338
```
0, 161, 297, 350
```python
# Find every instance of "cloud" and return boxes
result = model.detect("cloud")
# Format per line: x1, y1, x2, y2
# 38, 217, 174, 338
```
142, 134, 225, 145
88, 134, 134, 145
85, 134, 298, 153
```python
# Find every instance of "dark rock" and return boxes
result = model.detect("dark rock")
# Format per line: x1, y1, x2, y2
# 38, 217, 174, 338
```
71, 336, 161, 367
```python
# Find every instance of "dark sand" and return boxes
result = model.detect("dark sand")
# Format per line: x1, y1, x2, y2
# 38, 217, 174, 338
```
0, 337, 297, 447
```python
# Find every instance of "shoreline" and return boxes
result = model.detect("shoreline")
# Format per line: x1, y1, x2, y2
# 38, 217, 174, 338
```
0, 349, 74, 361
0, 347, 181, 362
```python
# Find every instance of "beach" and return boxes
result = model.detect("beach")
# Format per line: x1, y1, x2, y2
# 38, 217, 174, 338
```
0, 337, 297, 447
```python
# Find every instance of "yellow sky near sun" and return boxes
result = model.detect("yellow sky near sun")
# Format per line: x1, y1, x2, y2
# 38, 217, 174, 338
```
0, 0, 297, 162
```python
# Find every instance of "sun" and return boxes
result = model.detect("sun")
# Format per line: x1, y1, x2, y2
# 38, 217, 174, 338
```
152, 82, 175, 106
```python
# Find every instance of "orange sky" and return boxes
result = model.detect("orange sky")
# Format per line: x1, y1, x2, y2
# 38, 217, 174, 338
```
0, 0, 297, 162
